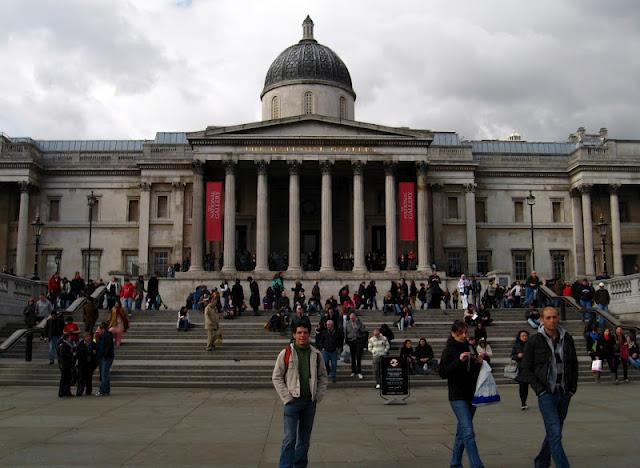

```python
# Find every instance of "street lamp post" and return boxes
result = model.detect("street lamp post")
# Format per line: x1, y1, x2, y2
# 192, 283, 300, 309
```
597, 214, 609, 277
31, 215, 44, 280
526, 190, 536, 271
86, 191, 98, 281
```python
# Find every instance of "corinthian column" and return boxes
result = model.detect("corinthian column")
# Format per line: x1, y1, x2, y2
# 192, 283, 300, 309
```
221, 161, 237, 273
416, 162, 430, 272
570, 189, 585, 276
171, 182, 185, 267
464, 183, 478, 275
189, 162, 204, 272
580, 184, 595, 276
384, 162, 399, 273
320, 160, 334, 272
287, 161, 301, 273
138, 182, 151, 276
609, 184, 623, 276
352, 161, 366, 273
15, 182, 31, 277
254, 161, 269, 272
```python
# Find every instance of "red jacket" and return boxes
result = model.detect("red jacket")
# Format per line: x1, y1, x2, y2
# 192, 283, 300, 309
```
120, 282, 136, 299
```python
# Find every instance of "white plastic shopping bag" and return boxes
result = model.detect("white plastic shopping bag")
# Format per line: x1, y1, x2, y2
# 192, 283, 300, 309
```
472, 360, 501, 407
591, 359, 602, 372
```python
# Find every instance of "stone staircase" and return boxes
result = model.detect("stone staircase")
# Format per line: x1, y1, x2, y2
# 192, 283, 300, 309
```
0, 307, 618, 388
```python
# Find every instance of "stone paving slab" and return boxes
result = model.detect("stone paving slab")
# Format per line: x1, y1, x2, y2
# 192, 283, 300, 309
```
0, 384, 637, 467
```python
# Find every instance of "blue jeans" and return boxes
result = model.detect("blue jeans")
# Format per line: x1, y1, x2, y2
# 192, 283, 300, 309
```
99, 357, 114, 394
280, 399, 316, 468
524, 287, 536, 306
449, 400, 484, 468
122, 298, 133, 315
322, 350, 338, 380
48, 336, 59, 362
535, 392, 571, 468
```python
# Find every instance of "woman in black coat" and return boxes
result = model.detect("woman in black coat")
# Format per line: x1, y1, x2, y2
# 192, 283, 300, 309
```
439, 320, 486, 468
511, 330, 530, 410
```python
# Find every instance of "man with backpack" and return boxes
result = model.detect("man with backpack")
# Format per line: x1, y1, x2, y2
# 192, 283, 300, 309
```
272, 324, 328, 468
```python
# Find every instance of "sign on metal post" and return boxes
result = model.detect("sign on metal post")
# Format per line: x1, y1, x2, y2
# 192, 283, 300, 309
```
380, 356, 409, 405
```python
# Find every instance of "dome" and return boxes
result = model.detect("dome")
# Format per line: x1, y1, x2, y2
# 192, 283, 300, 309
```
261, 16, 355, 99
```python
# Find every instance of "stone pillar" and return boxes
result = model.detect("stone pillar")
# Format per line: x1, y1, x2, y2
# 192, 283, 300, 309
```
416, 162, 430, 272
352, 161, 366, 273
254, 161, 270, 272
580, 184, 595, 276
15, 182, 31, 277
609, 184, 623, 276
320, 161, 334, 272
138, 182, 151, 276
287, 161, 301, 273
570, 190, 585, 277
171, 182, 185, 268
221, 161, 236, 273
464, 183, 478, 275
384, 162, 399, 273
189, 162, 204, 272
430, 183, 444, 269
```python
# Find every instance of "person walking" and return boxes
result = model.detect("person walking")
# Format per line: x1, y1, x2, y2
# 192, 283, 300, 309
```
272, 324, 328, 468
524, 271, 540, 307
511, 330, 530, 410
146, 275, 159, 310
614, 326, 630, 383
368, 328, 390, 389
249, 276, 261, 316
95, 322, 115, 396
56, 332, 75, 397
457, 275, 470, 309
105, 277, 120, 311
439, 320, 486, 468
520, 306, 578, 468
120, 277, 136, 318
317, 319, 343, 383
231, 279, 244, 317
134, 275, 145, 311
203, 298, 222, 351
345, 313, 366, 379
108, 300, 129, 347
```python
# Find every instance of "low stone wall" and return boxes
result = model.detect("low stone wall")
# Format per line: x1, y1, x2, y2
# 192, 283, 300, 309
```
604, 273, 640, 321
0, 274, 47, 329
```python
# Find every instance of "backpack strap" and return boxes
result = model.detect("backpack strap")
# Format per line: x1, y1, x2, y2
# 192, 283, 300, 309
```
284, 346, 292, 372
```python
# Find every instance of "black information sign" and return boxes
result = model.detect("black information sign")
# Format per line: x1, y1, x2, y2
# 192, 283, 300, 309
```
381, 356, 409, 396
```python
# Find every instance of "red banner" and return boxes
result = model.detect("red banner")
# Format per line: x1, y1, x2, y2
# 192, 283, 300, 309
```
206, 182, 223, 241
399, 182, 415, 241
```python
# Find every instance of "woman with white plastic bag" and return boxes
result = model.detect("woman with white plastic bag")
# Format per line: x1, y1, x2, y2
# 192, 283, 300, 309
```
510, 330, 530, 410
439, 320, 489, 468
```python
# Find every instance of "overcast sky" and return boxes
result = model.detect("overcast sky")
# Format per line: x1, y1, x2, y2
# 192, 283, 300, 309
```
1, 0, 639, 142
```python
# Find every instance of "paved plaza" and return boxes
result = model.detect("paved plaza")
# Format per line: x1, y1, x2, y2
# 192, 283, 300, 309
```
0, 383, 637, 467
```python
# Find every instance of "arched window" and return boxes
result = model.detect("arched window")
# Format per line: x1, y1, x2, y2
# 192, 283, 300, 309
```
271, 96, 280, 120
303, 91, 313, 114
339, 96, 347, 119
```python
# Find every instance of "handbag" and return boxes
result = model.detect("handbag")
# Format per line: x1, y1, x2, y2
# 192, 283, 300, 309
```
591, 359, 603, 373
503, 360, 519, 380
472, 361, 501, 407
341, 347, 351, 364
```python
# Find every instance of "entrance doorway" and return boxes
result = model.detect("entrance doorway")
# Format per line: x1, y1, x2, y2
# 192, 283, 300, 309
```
371, 226, 386, 270
301, 230, 319, 270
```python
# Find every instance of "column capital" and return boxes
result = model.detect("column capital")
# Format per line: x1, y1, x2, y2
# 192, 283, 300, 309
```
463, 183, 477, 193
192, 160, 204, 175
319, 160, 333, 175
222, 160, 236, 173
608, 183, 622, 194
577, 183, 593, 194
383, 160, 397, 175
287, 160, 301, 175
255, 160, 269, 175
429, 182, 444, 192
171, 181, 186, 191
351, 160, 366, 175
17, 181, 32, 193
416, 161, 428, 175
139, 182, 152, 192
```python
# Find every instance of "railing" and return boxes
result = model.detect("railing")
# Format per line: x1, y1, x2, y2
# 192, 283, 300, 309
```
0, 274, 47, 324
0, 286, 106, 356
603, 273, 640, 323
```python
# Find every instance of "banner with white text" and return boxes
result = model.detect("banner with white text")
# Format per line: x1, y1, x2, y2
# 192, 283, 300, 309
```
206, 182, 223, 241
399, 182, 415, 241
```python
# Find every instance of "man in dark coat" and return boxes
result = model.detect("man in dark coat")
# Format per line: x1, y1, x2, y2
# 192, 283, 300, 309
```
23, 298, 38, 362
56, 333, 75, 397
231, 279, 245, 317
75, 333, 97, 396
248, 276, 260, 316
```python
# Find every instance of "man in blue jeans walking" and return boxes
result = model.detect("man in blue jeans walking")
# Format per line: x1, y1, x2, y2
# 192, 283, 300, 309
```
520, 306, 578, 468
272, 324, 328, 468
316, 320, 343, 383
95, 322, 115, 397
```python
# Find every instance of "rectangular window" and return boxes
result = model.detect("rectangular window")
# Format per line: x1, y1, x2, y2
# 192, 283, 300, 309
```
123, 252, 139, 276
514, 200, 524, 223
48, 199, 60, 222
447, 196, 459, 219
475, 198, 487, 223
551, 251, 567, 280
551, 200, 563, 223
619, 201, 630, 223
128, 199, 139, 222
156, 195, 169, 219
152, 250, 170, 277
89, 199, 99, 222
44, 252, 61, 279
477, 251, 491, 275
82, 250, 101, 280
513, 251, 529, 281
447, 250, 462, 277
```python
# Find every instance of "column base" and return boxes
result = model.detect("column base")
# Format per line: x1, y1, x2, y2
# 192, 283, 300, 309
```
253, 266, 269, 273
286, 266, 302, 275
385, 265, 400, 274
319, 267, 335, 273
352, 266, 368, 274
188, 266, 203, 272
220, 266, 237, 274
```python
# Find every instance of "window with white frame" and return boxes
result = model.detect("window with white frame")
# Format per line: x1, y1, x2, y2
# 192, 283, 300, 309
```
512, 251, 530, 281
82, 250, 101, 280
477, 251, 492, 275
271, 96, 280, 119
303, 91, 313, 114
44, 251, 61, 278
122, 251, 139, 276
447, 250, 463, 277
152, 250, 170, 277
551, 251, 568, 280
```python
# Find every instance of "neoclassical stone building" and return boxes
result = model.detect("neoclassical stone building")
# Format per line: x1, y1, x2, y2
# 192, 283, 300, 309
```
1, 17, 639, 304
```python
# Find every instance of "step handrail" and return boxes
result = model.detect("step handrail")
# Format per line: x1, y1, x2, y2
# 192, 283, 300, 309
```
0, 285, 106, 354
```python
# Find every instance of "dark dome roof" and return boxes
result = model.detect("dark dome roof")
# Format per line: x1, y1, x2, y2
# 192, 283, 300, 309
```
261, 17, 355, 98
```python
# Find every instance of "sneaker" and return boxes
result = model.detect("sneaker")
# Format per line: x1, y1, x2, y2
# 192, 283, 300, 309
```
358, 373, 363, 380
205, 347, 212, 351
95, 392, 105, 397
375, 384, 381, 389
49, 360, 54, 365
615, 379, 621, 385
521, 405, 528, 411
350, 373, 355, 377
624, 378, 630, 383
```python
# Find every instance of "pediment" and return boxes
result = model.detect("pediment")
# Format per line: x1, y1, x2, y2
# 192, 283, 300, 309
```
187, 115, 433, 143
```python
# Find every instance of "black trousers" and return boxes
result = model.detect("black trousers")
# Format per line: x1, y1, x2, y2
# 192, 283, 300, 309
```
348, 340, 363, 374
519, 382, 529, 406
76, 364, 96, 395
59, 367, 73, 397
25, 332, 33, 362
